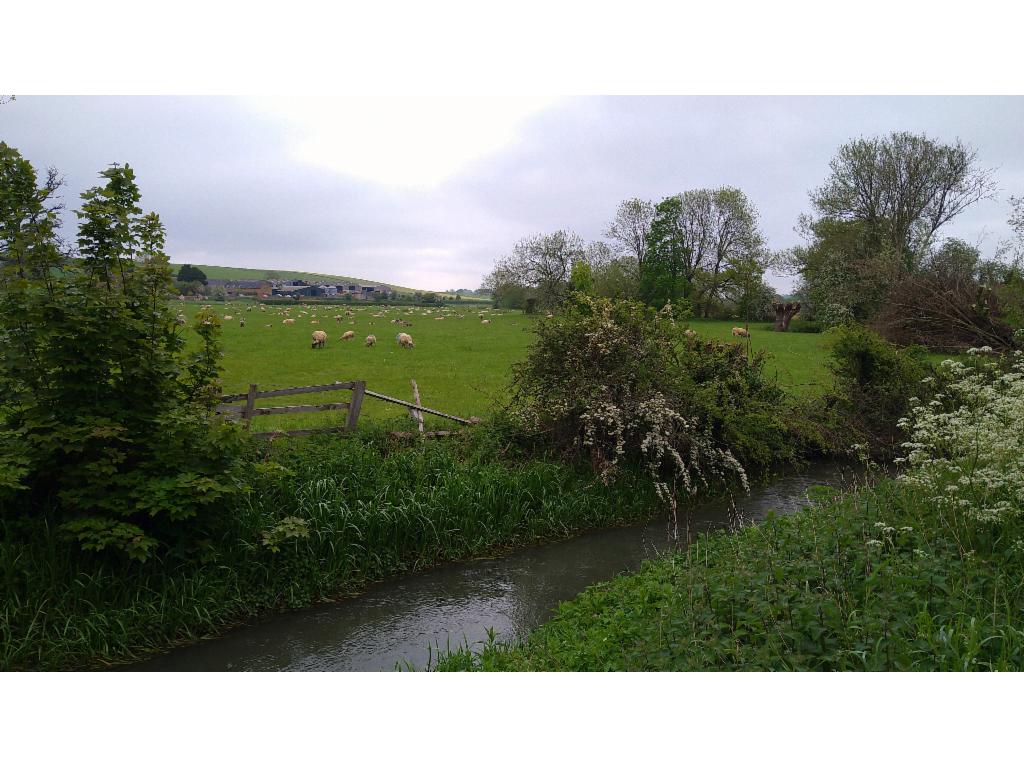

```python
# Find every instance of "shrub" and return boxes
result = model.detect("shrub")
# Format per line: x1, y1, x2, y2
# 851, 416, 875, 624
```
787, 318, 824, 333
0, 147, 246, 560
507, 294, 791, 538
823, 324, 934, 455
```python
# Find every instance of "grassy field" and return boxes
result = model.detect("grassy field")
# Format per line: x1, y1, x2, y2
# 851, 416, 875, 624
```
176, 303, 835, 432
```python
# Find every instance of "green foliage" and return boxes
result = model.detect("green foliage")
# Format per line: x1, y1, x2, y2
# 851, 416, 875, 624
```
823, 324, 934, 454
260, 515, 311, 552
641, 195, 692, 306
434, 470, 1024, 671
175, 263, 208, 285
569, 260, 594, 294
787, 318, 824, 333
0, 148, 246, 561
508, 295, 792, 535
59, 518, 157, 562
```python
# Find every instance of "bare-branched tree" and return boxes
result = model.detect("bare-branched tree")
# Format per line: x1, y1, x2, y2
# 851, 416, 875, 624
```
811, 132, 997, 268
605, 198, 654, 269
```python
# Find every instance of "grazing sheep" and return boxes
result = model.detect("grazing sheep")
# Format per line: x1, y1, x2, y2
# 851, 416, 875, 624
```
731, 327, 750, 338
365, 334, 376, 347
396, 332, 414, 349
311, 330, 327, 349
223, 315, 233, 321
334, 315, 343, 322
310, 319, 319, 325
175, 314, 187, 326
264, 324, 272, 328
341, 330, 355, 341
283, 318, 295, 325
239, 318, 245, 327
481, 319, 491, 325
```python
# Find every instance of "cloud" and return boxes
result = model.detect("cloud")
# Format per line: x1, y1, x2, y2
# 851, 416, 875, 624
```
3, 95, 1023, 293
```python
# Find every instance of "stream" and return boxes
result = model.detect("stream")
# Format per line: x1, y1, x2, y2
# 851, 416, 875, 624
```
124, 461, 856, 671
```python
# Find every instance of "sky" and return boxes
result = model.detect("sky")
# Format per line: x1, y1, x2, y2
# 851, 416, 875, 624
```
2, 95, 1023, 293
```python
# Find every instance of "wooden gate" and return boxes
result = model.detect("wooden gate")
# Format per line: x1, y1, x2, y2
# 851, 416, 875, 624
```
216, 380, 366, 438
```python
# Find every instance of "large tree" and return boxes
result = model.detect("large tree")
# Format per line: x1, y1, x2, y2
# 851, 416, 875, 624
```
0, 150, 241, 561
605, 198, 655, 269
483, 230, 587, 309
810, 132, 996, 270
176, 263, 207, 284
642, 187, 767, 314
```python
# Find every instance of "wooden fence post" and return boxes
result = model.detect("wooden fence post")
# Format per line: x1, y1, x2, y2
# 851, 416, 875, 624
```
243, 383, 258, 430
410, 379, 425, 434
346, 380, 365, 431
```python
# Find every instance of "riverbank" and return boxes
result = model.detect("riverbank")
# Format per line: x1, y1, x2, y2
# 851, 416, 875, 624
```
1, 428, 661, 671
122, 462, 854, 670
433, 469, 1024, 671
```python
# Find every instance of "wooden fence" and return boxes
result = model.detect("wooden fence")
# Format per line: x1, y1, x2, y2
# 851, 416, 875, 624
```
215, 379, 475, 439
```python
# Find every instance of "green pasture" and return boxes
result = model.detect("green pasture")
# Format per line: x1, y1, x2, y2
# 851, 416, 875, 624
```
177, 303, 835, 432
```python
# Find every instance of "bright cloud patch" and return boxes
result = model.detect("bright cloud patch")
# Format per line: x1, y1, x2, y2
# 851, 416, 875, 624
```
245, 94, 560, 187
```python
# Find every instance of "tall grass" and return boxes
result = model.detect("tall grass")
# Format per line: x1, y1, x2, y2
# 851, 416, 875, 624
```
0, 427, 658, 670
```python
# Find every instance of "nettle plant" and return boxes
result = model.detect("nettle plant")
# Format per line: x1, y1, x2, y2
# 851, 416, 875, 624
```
897, 344, 1024, 524
509, 294, 791, 539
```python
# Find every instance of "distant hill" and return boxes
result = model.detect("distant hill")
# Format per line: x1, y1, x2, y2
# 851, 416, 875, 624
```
169, 263, 468, 299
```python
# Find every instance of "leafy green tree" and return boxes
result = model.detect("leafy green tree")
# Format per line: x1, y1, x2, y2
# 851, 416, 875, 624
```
641, 188, 766, 314
176, 263, 207, 284
570, 260, 594, 294
484, 231, 586, 309
810, 132, 995, 271
0, 151, 244, 561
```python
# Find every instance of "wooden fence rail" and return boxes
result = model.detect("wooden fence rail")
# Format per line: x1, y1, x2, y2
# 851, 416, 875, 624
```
214, 378, 476, 438
216, 380, 365, 438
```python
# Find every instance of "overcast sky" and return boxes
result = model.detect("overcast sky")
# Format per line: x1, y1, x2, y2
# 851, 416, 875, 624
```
3, 95, 1023, 292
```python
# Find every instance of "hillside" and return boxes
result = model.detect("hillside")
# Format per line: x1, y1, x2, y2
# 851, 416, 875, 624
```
169, 263, 472, 299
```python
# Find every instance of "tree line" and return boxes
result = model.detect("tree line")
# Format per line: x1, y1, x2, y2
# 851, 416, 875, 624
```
483, 131, 1024, 347
483, 187, 776, 321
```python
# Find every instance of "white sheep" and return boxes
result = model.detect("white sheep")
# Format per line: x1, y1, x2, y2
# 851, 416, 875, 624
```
396, 332, 414, 349
283, 318, 295, 325
731, 327, 750, 338
481, 319, 491, 325
341, 330, 355, 341
365, 334, 377, 347
311, 330, 327, 349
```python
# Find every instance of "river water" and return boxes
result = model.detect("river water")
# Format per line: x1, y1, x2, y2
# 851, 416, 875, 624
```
125, 462, 856, 672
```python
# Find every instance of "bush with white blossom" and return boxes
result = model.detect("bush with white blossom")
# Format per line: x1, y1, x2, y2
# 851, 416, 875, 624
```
508, 294, 792, 538
897, 349, 1024, 523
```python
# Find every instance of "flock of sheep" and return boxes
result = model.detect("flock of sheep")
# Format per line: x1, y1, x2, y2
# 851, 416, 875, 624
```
178, 302, 507, 352
178, 303, 754, 352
